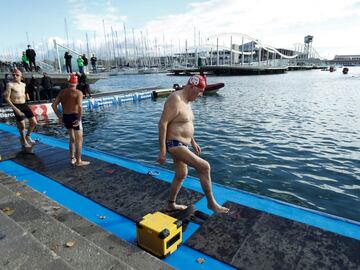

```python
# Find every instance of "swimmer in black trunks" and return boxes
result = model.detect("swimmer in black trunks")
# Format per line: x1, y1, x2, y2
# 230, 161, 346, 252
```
52, 74, 90, 166
4, 69, 37, 148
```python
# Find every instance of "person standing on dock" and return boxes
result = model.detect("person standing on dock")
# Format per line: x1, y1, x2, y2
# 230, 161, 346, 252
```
52, 74, 90, 166
64, 52, 73, 73
3, 68, 37, 148
157, 75, 229, 214
40, 73, 54, 101
90, 54, 97, 73
77, 55, 84, 74
27, 75, 40, 101
25, 45, 36, 72
82, 54, 88, 73
21, 51, 30, 72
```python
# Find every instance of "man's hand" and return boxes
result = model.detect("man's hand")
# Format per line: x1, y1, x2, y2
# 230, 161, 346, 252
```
157, 152, 166, 164
57, 117, 63, 125
72, 120, 80, 127
192, 141, 202, 155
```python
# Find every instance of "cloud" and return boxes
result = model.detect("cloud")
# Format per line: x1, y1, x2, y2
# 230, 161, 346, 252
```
64, 0, 360, 58
67, 0, 127, 34
139, 0, 360, 57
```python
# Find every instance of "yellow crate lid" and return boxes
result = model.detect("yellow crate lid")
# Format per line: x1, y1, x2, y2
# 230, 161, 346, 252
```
140, 212, 178, 233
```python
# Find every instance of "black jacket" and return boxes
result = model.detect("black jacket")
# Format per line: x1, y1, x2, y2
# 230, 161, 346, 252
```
82, 56, 88, 66
26, 49, 36, 61
90, 57, 97, 65
64, 53, 72, 63
41, 76, 53, 89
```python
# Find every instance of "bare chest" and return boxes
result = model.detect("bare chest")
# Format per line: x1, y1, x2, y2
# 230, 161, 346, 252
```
174, 103, 194, 123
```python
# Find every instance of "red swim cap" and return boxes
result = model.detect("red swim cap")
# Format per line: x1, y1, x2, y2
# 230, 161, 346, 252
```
68, 74, 78, 84
12, 68, 22, 76
188, 75, 206, 91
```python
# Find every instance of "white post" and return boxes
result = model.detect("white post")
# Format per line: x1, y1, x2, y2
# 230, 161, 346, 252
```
216, 38, 219, 66
53, 39, 62, 72
258, 47, 261, 66
241, 37, 244, 65
230, 35, 233, 66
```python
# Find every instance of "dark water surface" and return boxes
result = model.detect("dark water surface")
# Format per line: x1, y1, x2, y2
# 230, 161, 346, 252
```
16, 69, 360, 222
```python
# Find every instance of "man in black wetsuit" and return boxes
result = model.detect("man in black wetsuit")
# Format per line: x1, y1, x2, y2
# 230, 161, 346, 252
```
26, 45, 36, 72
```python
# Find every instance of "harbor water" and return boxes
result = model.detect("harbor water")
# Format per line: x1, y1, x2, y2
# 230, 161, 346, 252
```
13, 68, 360, 222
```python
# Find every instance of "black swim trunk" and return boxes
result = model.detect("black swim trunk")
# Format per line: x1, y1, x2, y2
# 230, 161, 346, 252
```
13, 103, 34, 122
63, 113, 82, 130
166, 139, 189, 152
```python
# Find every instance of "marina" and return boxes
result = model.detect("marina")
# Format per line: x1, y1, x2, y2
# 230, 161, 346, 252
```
1, 1, 360, 269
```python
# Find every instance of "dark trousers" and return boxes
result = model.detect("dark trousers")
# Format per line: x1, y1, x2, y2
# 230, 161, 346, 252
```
23, 62, 31, 72
44, 88, 53, 100
66, 63, 72, 73
0, 90, 3, 106
29, 60, 36, 71
30, 89, 40, 101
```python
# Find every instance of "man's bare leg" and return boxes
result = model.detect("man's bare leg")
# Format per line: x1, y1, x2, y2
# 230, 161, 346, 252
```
169, 147, 229, 214
17, 121, 31, 148
25, 117, 37, 144
168, 158, 188, 211
68, 129, 76, 164
74, 129, 89, 166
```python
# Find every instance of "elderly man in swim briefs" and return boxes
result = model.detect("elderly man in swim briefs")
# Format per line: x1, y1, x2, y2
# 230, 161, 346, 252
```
52, 74, 90, 166
157, 75, 229, 214
4, 68, 37, 148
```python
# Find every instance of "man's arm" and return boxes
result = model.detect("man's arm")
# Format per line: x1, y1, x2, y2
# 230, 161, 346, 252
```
3, 83, 22, 116
71, 91, 83, 127
191, 137, 201, 155
157, 95, 178, 164
51, 91, 63, 120
77, 91, 83, 119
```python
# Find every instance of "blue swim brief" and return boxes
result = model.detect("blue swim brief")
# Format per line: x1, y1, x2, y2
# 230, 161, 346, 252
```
166, 140, 189, 152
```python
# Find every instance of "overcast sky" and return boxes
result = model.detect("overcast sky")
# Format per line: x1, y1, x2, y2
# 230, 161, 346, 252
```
1, 0, 359, 59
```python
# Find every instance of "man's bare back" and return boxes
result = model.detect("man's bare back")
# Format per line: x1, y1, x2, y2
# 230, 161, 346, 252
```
166, 91, 195, 145
57, 88, 82, 114
52, 75, 89, 167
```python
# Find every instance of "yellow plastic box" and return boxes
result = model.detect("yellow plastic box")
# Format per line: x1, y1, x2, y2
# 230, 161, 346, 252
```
136, 211, 182, 258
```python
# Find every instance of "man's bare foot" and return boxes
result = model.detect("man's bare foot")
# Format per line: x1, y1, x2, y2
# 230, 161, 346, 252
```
167, 201, 188, 211
20, 138, 32, 148
70, 157, 76, 165
25, 136, 36, 144
75, 160, 90, 166
208, 203, 229, 214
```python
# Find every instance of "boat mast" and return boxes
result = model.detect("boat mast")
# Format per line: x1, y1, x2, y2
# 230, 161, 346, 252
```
123, 22, 128, 65
111, 26, 117, 67
132, 28, 138, 68
64, 18, 69, 47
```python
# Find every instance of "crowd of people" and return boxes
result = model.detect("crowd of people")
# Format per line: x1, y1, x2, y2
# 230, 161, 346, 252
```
0, 71, 91, 106
64, 51, 97, 73
20, 45, 38, 72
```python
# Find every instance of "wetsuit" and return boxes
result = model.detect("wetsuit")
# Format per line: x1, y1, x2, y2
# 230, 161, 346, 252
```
63, 113, 82, 130
13, 103, 34, 122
